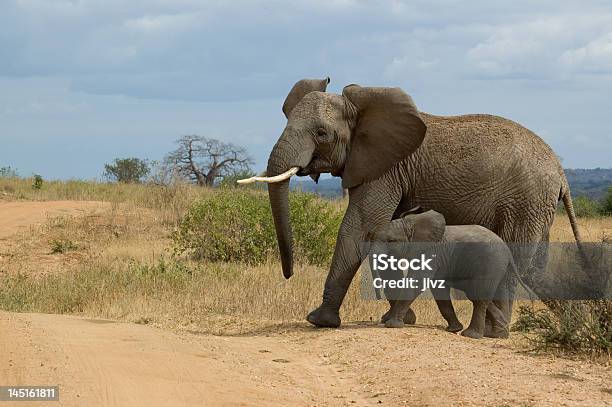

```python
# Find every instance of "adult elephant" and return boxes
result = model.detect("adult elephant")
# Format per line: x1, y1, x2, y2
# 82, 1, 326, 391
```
246, 77, 583, 329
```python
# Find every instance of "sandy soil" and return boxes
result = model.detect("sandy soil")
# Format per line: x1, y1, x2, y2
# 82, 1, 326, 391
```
1, 201, 611, 406
0, 201, 108, 240
1, 312, 610, 407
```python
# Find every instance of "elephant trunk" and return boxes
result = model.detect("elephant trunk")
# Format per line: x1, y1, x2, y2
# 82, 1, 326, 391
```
266, 127, 315, 279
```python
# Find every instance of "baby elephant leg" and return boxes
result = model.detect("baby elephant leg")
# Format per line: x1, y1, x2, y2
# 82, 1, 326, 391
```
461, 300, 490, 339
381, 300, 396, 324
432, 287, 463, 333
485, 274, 512, 337
484, 302, 509, 338
382, 301, 417, 325
403, 307, 417, 325
384, 299, 415, 328
484, 301, 507, 336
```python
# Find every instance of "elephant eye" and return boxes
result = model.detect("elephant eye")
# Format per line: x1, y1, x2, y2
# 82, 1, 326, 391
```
316, 128, 332, 143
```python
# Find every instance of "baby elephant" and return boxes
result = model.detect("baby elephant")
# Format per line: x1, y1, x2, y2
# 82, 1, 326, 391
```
369, 210, 515, 339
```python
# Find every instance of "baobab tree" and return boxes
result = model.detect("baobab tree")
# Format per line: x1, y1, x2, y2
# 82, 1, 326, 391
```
165, 135, 253, 187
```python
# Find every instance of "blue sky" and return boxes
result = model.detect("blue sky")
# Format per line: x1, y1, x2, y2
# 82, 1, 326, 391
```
1, 0, 611, 179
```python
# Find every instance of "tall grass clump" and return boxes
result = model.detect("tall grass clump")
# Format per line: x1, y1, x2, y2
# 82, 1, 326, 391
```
514, 301, 611, 356
0, 257, 193, 314
172, 188, 342, 266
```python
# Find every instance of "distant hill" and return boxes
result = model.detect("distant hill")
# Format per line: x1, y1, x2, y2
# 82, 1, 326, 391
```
564, 168, 612, 200
291, 177, 344, 198
291, 168, 612, 201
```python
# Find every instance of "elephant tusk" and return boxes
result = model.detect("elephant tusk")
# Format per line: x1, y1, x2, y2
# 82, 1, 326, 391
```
237, 167, 299, 184
236, 170, 267, 184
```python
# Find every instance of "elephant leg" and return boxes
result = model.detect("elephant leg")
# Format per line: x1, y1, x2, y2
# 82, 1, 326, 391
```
492, 244, 539, 332
382, 301, 416, 324
307, 182, 402, 328
461, 300, 490, 339
527, 228, 553, 305
485, 286, 511, 337
388, 198, 420, 325
306, 233, 363, 327
485, 213, 554, 335
483, 302, 509, 338
403, 307, 417, 324
380, 260, 405, 320
381, 300, 396, 323
384, 298, 417, 328
432, 287, 463, 333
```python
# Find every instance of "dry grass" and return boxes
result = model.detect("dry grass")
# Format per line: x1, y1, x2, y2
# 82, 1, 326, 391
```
0, 179, 609, 337
0, 187, 467, 334
550, 215, 612, 243
0, 177, 210, 227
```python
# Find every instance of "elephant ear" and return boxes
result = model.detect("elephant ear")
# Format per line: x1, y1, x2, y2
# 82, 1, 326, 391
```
282, 77, 330, 118
410, 210, 446, 242
341, 85, 426, 189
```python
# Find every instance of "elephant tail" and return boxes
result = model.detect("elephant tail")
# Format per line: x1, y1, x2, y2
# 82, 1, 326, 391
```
560, 186, 583, 244
560, 184, 598, 286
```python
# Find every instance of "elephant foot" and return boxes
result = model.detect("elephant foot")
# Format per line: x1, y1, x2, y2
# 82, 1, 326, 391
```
383, 307, 416, 324
384, 318, 404, 328
446, 321, 464, 333
380, 309, 391, 324
485, 326, 509, 339
461, 328, 484, 339
483, 319, 493, 337
306, 306, 341, 328
403, 308, 417, 325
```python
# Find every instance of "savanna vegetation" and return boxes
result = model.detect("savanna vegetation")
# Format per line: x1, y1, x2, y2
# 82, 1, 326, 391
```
0, 175, 610, 356
103, 157, 151, 183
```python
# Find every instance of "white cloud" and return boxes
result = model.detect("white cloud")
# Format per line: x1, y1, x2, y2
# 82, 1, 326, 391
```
561, 33, 612, 73
466, 17, 571, 78
464, 12, 612, 78
123, 12, 200, 33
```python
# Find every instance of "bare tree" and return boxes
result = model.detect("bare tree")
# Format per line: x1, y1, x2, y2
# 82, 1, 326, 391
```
165, 135, 253, 187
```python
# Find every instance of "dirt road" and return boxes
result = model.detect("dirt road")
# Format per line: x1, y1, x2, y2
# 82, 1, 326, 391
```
1, 201, 611, 406
0, 201, 108, 240
2, 312, 611, 407
1, 312, 371, 407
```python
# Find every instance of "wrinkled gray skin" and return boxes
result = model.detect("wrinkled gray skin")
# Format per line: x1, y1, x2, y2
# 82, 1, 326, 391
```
371, 210, 516, 339
266, 77, 583, 329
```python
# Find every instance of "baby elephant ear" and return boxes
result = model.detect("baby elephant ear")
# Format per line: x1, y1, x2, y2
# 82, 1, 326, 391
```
412, 210, 446, 242
341, 85, 426, 189
282, 77, 330, 118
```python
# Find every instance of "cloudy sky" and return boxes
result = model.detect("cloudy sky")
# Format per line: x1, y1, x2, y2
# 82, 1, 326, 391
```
1, 0, 611, 179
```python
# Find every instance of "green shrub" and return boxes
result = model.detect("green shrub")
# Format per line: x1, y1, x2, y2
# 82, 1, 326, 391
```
32, 174, 43, 190
50, 239, 78, 254
104, 157, 150, 183
172, 189, 342, 266
601, 187, 612, 215
572, 195, 601, 217
217, 170, 263, 190
513, 301, 611, 355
